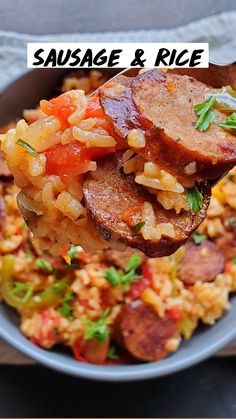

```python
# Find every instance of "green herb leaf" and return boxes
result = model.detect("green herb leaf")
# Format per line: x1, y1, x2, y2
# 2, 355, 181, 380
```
217, 112, 236, 131
108, 343, 119, 360
121, 270, 140, 291
36, 258, 54, 273
187, 187, 203, 212
125, 253, 142, 272
12, 282, 29, 295
132, 221, 145, 236
83, 309, 110, 343
12, 281, 33, 303
104, 266, 121, 286
16, 139, 38, 157
58, 302, 73, 320
232, 258, 236, 264
191, 233, 207, 245
194, 96, 216, 132
104, 254, 141, 291
67, 246, 80, 260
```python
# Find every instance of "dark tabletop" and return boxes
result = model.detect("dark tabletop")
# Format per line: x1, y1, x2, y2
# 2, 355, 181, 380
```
0, 358, 236, 418
1, 1, 236, 418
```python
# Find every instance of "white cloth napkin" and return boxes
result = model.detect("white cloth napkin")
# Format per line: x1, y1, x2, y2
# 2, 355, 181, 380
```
0, 10, 236, 90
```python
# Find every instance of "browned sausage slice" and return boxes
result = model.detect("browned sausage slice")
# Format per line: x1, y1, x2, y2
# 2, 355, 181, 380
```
83, 152, 211, 258
214, 206, 236, 261
100, 69, 236, 181
178, 240, 225, 285
115, 300, 179, 361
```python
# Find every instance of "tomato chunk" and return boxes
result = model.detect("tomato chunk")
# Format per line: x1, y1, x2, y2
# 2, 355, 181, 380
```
166, 306, 183, 323
40, 93, 77, 130
45, 141, 114, 178
30, 308, 60, 349
72, 336, 109, 364
129, 261, 152, 300
86, 94, 106, 119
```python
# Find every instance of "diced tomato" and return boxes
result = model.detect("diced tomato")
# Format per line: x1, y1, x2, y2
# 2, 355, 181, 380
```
61, 246, 69, 258
15, 226, 23, 235
141, 261, 153, 282
129, 276, 151, 300
86, 94, 106, 119
122, 205, 143, 228
72, 337, 87, 362
72, 336, 109, 364
225, 262, 233, 273
40, 93, 77, 130
45, 141, 115, 178
100, 289, 116, 309
129, 261, 152, 300
30, 308, 60, 349
166, 306, 183, 323
77, 298, 91, 310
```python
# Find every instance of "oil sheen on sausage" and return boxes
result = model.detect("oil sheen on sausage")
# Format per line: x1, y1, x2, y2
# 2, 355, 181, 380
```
99, 69, 236, 181
83, 152, 211, 258
115, 300, 179, 361
178, 240, 225, 285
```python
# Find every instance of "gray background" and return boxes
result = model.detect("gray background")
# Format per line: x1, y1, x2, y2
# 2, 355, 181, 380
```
0, 0, 235, 34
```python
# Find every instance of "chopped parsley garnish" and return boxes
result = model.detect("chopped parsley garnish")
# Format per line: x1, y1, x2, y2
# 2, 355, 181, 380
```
104, 266, 121, 286
187, 187, 203, 212
194, 96, 216, 132
191, 233, 206, 245
67, 246, 79, 259
108, 343, 119, 360
132, 221, 145, 236
36, 258, 54, 273
16, 139, 38, 157
58, 293, 75, 320
104, 253, 142, 291
217, 112, 236, 131
125, 253, 142, 271
83, 308, 110, 343
232, 258, 236, 264
12, 281, 33, 303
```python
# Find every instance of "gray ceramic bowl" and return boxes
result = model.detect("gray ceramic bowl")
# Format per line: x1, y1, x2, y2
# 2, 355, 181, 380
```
0, 68, 236, 382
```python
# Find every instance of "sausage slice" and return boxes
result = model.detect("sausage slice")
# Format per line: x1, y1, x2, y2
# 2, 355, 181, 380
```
214, 206, 236, 261
178, 240, 225, 285
115, 300, 179, 362
100, 69, 236, 181
83, 152, 211, 258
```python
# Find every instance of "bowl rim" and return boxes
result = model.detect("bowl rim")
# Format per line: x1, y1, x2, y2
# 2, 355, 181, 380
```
1, 305, 236, 381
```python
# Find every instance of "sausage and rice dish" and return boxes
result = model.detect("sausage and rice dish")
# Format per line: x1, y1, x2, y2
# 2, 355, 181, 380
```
0, 69, 236, 364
